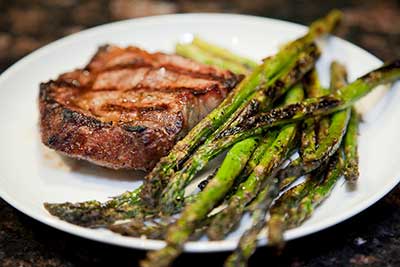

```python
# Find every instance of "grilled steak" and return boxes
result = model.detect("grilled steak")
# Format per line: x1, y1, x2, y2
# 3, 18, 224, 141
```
39, 45, 241, 171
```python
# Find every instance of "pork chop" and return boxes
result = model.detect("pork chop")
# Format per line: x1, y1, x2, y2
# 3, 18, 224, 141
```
39, 45, 241, 171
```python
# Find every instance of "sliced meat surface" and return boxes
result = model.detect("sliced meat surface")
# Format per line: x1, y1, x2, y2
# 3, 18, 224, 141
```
39, 45, 241, 171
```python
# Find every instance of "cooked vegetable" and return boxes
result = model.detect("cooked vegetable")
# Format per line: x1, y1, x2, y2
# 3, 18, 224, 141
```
343, 108, 360, 182
300, 69, 328, 158
159, 45, 320, 214
44, 189, 143, 227
176, 43, 252, 75
207, 85, 303, 240
222, 85, 304, 266
140, 10, 342, 209
267, 61, 350, 245
277, 61, 349, 189
217, 60, 400, 156
287, 152, 344, 228
192, 36, 259, 70
141, 138, 259, 267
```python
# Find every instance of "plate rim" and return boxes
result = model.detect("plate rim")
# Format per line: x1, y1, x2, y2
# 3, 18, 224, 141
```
0, 12, 398, 252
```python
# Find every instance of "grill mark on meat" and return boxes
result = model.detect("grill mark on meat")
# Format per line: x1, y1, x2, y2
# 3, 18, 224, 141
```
101, 103, 168, 113
87, 45, 241, 82
39, 45, 240, 171
91, 67, 226, 93
98, 63, 234, 83
54, 68, 232, 97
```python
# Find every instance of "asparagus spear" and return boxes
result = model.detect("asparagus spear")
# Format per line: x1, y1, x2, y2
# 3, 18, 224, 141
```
230, 131, 279, 190
224, 175, 284, 267
201, 130, 278, 194
330, 61, 348, 90
191, 36, 259, 70
224, 160, 313, 267
176, 43, 252, 75
343, 108, 360, 182
277, 61, 349, 189
302, 61, 351, 167
109, 219, 168, 240
266, 63, 350, 245
205, 46, 318, 197
300, 69, 328, 158
162, 59, 400, 215
44, 188, 143, 227
335, 61, 359, 183
159, 46, 320, 214
209, 43, 320, 143
109, 209, 211, 240
286, 151, 343, 228
226, 149, 326, 266
267, 167, 326, 245
277, 157, 303, 190
207, 85, 304, 240
170, 60, 400, 213
263, 153, 341, 248
316, 61, 347, 141
161, 60, 398, 220
217, 60, 400, 155
140, 10, 342, 208
140, 138, 259, 267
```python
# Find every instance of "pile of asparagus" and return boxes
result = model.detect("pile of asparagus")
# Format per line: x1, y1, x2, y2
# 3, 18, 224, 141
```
44, 10, 400, 267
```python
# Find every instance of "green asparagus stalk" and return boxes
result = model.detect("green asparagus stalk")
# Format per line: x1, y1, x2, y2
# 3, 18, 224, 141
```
161, 60, 398, 218
192, 36, 259, 70
224, 165, 296, 267
204, 131, 278, 198
217, 60, 400, 156
211, 43, 320, 141
109, 209, 212, 240
302, 107, 350, 165
343, 108, 360, 182
140, 10, 342, 208
267, 167, 325, 245
222, 86, 302, 266
159, 47, 320, 214
277, 61, 349, 189
287, 151, 343, 228
207, 85, 304, 240
330, 61, 348, 91
224, 176, 284, 267
140, 138, 259, 267
230, 131, 279, 190
323, 61, 347, 142
266, 63, 350, 245
162, 59, 400, 215
226, 158, 325, 266
315, 61, 347, 142
210, 46, 318, 198
109, 219, 168, 240
302, 61, 350, 167
300, 69, 328, 158
278, 157, 303, 190
176, 43, 252, 75
44, 188, 143, 227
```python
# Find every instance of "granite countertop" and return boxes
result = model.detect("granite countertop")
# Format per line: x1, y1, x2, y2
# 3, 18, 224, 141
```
1, 1, 400, 266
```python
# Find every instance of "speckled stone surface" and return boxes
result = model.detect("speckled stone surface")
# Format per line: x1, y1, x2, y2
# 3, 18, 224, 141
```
1, 1, 400, 266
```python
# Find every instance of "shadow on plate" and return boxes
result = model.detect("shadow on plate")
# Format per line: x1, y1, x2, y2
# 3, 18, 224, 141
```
38, 142, 145, 182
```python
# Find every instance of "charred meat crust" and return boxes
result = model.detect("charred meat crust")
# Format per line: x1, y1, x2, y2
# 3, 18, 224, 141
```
39, 45, 240, 171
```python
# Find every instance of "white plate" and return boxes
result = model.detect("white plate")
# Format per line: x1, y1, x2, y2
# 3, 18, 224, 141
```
0, 13, 399, 252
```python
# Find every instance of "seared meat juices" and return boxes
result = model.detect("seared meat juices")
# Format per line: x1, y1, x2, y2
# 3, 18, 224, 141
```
39, 45, 240, 171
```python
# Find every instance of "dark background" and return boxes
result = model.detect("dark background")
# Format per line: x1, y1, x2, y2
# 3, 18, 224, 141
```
1, 1, 400, 266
